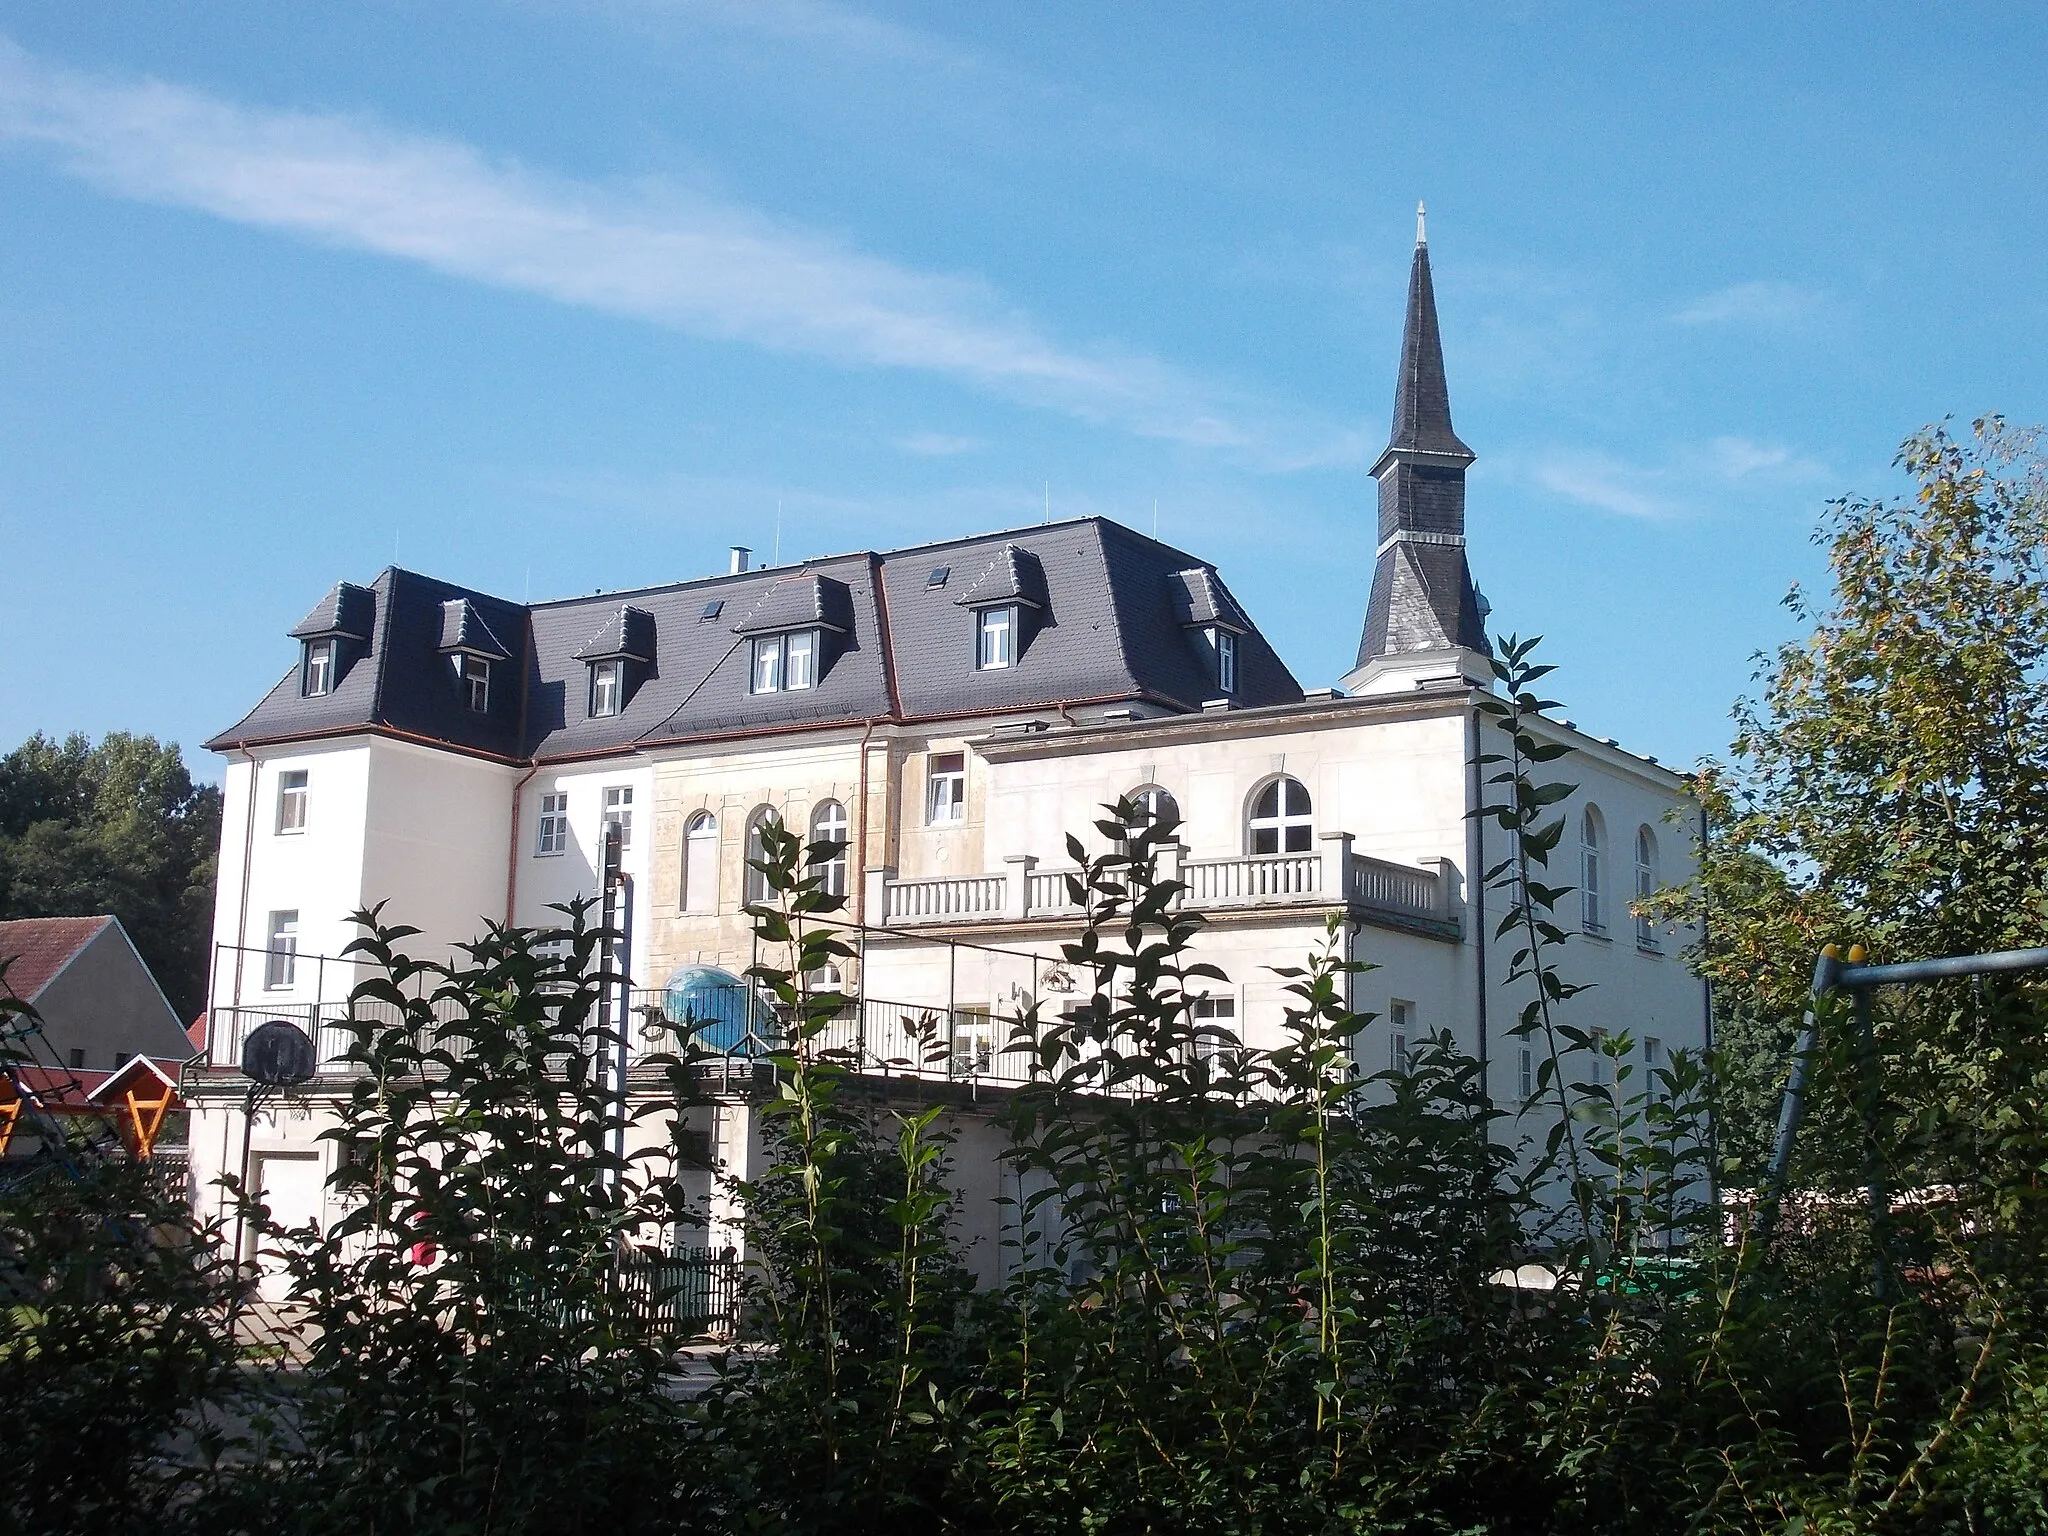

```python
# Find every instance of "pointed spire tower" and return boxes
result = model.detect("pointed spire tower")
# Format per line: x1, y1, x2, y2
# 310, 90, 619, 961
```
1343, 205, 1492, 696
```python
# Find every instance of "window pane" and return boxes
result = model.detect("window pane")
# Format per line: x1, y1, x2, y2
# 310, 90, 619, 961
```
978, 607, 1014, 669
684, 812, 719, 912
1284, 778, 1311, 816
785, 630, 816, 689
1253, 782, 1278, 819
752, 636, 782, 693
1251, 826, 1277, 856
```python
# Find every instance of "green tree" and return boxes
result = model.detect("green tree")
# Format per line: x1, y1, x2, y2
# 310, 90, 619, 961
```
0, 731, 220, 1020
1675, 415, 2048, 1192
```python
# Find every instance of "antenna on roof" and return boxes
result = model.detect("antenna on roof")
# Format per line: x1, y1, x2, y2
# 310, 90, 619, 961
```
1153, 498, 1159, 538
1416, 199, 1427, 247
774, 500, 782, 565
1044, 481, 1050, 525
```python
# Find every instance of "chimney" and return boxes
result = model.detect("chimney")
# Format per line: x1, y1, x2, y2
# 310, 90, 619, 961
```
729, 546, 751, 575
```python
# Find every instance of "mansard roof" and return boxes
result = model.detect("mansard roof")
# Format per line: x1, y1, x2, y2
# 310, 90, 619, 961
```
952, 544, 1048, 610
207, 519, 1304, 763
731, 574, 856, 635
1166, 567, 1248, 631
288, 581, 375, 641
438, 599, 513, 659
573, 604, 656, 663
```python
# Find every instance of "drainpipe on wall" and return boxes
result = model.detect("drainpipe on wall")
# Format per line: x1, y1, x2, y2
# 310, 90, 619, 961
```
505, 765, 540, 926
228, 747, 260, 1021
1467, 705, 1489, 1107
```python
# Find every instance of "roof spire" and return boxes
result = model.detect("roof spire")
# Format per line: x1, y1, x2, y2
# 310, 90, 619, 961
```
1382, 218, 1471, 464
1416, 199, 1426, 247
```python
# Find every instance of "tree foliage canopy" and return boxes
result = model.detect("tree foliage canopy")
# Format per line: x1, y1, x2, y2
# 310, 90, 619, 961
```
0, 731, 219, 1019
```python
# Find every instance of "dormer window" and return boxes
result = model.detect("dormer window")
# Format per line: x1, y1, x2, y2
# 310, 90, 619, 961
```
303, 639, 336, 697
977, 606, 1016, 670
461, 655, 490, 713
751, 629, 817, 694
591, 660, 622, 718
1213, 628, 1238, 693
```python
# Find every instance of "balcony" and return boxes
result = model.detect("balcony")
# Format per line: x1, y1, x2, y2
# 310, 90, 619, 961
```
871, 833, 1457, 938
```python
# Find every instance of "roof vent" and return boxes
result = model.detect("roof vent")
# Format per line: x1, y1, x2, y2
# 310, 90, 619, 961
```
1302, 687, 1340, 701
729, 546, 751, 575
927, 566, 950, 588
1201, 698, 1234, 712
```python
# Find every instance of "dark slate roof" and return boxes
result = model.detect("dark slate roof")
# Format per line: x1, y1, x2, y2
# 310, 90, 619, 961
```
208, 518, 1304, 763
573, 604, 656, 663
1356, 542, 1490, 664
1383, 238, 1473, 466
953, 545, 1049, 609
289, 581, 375, 641
438, 599, 512, 659
731, 574, 856, 635
1166, 567, 1247, 631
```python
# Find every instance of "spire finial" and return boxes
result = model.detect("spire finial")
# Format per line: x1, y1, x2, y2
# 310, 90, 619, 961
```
1416, 200, 1427, 247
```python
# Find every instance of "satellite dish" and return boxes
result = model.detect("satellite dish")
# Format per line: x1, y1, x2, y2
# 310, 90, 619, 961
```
241, 1020, 317, 1086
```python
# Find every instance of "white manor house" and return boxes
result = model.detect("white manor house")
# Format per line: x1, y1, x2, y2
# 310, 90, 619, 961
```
182, 229, 1708, 1289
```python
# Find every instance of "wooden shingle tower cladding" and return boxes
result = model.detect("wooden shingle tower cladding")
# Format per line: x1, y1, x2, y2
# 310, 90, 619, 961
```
1354, 207, 1491, 676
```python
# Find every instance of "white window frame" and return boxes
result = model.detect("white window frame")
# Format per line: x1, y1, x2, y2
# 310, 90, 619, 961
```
977, 606, 1016, 670
1581, 807, 1605, 935
303, 639, 336, 697
1389, 999, 1415, 1073
926, 752, 966, 826
744, 806, 781, 905
536, 791, 569, 856
683, 811, 719, 913
1634, 825, 1659, 951
784, 629, 816, 690
276, 769, 308, 835
461, 654, 491, 713
810, 799, 850, 898
750, 630, 819, 694
1191, 992, 1238, 1062
590, 660, 622, 719
1247, 776, 1312, 855
265, 910, 299, 990
602, 785, 633, 852
1213, 628, 1238, 693
1518, 1045, 1534, 1102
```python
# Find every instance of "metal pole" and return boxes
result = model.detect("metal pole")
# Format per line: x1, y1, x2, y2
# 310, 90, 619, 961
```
226, 1082, 265, 1339
1852, 985, 1890, 1300
1760, 945, 1844, 1240
613, 872, 634, 1192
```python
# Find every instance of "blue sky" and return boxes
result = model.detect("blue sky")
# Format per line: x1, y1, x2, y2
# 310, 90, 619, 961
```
3, 3, 2044, 779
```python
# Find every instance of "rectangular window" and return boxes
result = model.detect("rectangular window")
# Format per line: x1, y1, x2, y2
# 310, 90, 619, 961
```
1192, 993, 1238, 1061
952, 1006, 996, 1074
276, 769, 308, 834
303, 639, 336, 697
977, 606, 1015, 670
536, 791, 568, 856
462, 655, 490, 713
265, 910, 299, 990
751, 635, 783, 693
926, 751, 966, 825
784, 629, 816, 690
1215, 629, 1238, 693
1389, 999, 1414, 1073
602, 786, 633, 851
1644, 1036, 1665, 1104
1518, 1046, 1534, 1101
590, 661, 621, 718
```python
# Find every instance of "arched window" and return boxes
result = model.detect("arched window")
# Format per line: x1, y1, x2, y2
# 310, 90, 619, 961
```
1248, 776, 1313, 855
1580, 806, 1606, 935
744, 806, 782, 906
1634, 824, 1659, 950
682, 811, 719, 914
810, 799, 850, 898
1130, 785, 1179, 835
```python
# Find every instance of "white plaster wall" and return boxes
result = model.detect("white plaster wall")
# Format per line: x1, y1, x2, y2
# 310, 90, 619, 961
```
212, 742, 375, 1012
358, 738, 520, 968
511, 760, 656, 980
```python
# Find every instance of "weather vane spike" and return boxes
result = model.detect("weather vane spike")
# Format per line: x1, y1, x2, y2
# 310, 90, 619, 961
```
1416, 200, 1427, 246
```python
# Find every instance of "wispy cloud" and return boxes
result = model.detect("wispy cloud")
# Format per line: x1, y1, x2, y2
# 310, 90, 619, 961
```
893, 431, 982, 457
1520, 435, 1828, 521
0, 37, 1332, 458
1673, 279, 1819, 329
1529, 451, 1678, 520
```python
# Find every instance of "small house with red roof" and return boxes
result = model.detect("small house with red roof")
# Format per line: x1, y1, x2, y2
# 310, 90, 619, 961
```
0, 915, 197, 1076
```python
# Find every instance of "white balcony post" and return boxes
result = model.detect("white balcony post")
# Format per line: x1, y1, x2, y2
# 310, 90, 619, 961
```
866, 865, 897, 926
1157, 842, 1186, 905
1005, 854, 1036, 919
1420, 856, 1457, 921
1320, 830, 1355, 901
